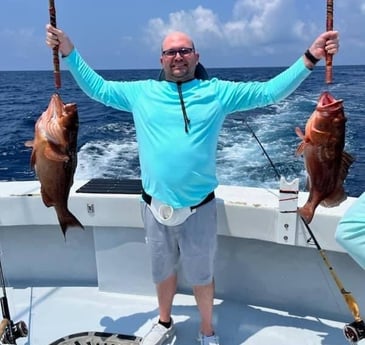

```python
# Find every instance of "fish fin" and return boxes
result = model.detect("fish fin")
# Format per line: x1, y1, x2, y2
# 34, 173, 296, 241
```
41, 188, 55, 207
44, 145, 69, 162
29, 150, 37, 168
295, 127, 306, 155
298, 206, 314, 224
321, 151, 355, 207
25, 140, 34, 148
339, 151, 355, 181
295, 127, 305, 139
58, 211, 84, 238
320, 151, 355, 208
295, 141, 306, 156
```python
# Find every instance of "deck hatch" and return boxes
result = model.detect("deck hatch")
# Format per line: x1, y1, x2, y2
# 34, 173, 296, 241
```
76, 179, 142, 195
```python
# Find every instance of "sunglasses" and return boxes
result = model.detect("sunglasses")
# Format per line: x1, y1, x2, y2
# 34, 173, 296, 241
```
162, 47, 195, 57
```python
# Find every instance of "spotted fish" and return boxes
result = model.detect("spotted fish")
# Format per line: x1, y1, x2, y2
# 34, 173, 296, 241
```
25, 93, 83, 236
295, 91, 354, 224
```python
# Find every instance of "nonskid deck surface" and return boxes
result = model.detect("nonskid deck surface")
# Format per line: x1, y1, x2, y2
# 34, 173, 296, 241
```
6, 286, 355, 345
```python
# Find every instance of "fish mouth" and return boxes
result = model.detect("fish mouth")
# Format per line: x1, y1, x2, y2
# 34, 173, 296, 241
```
50, 93, 64, 111
36, 93, 78, 147
48, 93, 77, 117
317, 92, 343, 112
319, 91, 335, 106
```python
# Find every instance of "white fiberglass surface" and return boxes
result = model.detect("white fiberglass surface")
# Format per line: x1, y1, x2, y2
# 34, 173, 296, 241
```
7, 287, 351, 345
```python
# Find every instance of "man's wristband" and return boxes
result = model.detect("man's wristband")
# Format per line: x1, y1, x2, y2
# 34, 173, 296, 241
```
304, 49, 320, 65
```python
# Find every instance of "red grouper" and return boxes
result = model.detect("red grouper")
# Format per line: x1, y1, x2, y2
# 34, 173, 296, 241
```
295, 91, 354, 224
25, 93, 84, 236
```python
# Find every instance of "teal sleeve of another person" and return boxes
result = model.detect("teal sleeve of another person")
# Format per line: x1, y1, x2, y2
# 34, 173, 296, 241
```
335, 193, 365, 270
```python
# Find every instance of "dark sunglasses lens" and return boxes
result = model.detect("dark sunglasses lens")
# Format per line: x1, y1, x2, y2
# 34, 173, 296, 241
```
180, 48, 193, 55
163, 48, 193, 56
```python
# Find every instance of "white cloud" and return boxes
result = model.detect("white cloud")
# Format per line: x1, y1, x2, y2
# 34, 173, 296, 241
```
145, 6, 222, 51
335, 0, 365, 53
230, 0, 286, 39
144, 0, 318, 57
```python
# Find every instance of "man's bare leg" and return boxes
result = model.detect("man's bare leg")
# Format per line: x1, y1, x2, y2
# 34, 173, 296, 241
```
156, 273, 177, 322
193, 280, 215, 335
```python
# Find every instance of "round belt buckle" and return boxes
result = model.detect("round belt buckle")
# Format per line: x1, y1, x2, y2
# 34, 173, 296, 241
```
158, 204, 174, 220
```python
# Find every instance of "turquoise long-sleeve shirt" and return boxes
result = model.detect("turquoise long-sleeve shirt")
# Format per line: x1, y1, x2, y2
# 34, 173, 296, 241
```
336, 192, 365, 270
64, 49, 311, 208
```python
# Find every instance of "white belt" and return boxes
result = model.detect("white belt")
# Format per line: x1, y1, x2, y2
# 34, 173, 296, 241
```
148, 197, 196, 226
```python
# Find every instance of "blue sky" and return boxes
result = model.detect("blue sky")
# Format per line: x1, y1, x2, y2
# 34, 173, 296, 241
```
1, 0, 364, 71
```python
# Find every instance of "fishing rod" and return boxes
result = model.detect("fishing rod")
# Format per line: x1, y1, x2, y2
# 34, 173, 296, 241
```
246, 110, 364, 344
49, 0, 61, 89
300, 218, 365, 344
247, 117, 365, 344
322, 0, 365, 342
248, 0, 365, 341
0, 1, 59, 344
0, 255, 28, 344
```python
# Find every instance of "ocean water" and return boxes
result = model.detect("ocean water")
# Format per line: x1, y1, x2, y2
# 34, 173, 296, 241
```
0, 65, 364, 197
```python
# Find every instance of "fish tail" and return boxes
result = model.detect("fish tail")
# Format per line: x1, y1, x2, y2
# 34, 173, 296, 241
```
57, 210, 84, 237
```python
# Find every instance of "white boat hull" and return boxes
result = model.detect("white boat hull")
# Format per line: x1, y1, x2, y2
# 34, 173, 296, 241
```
0, 179, 363, 344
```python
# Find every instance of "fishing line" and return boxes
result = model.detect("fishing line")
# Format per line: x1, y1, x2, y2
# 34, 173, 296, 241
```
244, 120, 281, 181
245, 111, 364, 343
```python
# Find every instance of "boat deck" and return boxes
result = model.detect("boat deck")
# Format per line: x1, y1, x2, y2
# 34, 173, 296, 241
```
1, 179, 363, 344
7, 286, 352, 345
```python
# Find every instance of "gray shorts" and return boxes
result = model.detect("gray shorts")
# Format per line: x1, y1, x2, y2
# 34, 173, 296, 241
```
141, 198, 217, 286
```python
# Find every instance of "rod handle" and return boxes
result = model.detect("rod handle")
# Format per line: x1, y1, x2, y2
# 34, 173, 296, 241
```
49, 0, 61, 89
325, 0, 334, 84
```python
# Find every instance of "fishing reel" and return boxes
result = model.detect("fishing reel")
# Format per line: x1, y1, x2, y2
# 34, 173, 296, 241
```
0, 320, 28, 344
343, 320, 365, 344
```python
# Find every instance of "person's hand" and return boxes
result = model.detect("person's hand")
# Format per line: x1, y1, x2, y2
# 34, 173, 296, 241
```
304, 30, 339, 69
45, 24, 74, 57
310, 30, 339, 58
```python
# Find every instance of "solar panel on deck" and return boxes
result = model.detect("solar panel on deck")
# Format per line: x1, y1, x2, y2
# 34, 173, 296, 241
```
76, 179, 142, 194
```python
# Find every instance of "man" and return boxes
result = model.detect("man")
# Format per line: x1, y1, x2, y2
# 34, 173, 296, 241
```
46, 25, 339, 345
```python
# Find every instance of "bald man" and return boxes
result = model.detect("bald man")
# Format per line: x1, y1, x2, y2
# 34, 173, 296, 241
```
46, 25, 339, 345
